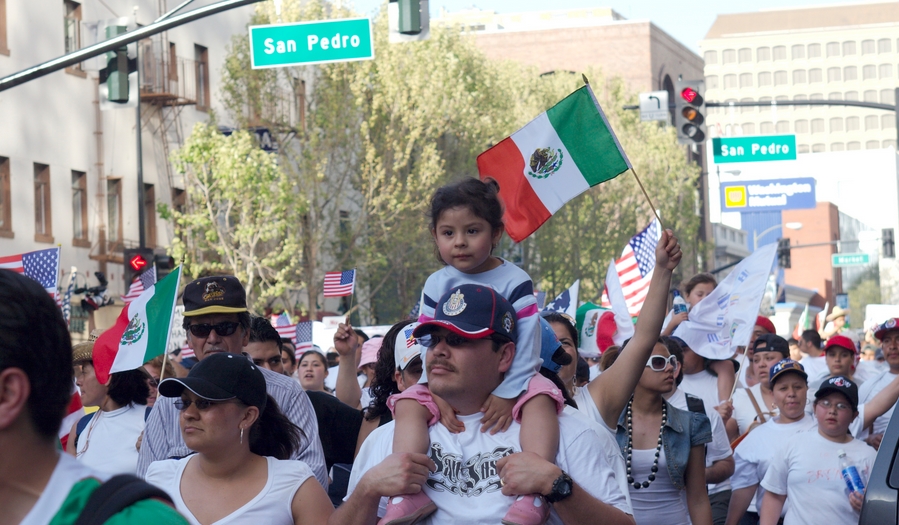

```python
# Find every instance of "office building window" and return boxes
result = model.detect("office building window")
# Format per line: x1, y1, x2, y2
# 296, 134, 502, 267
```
795, 120, 809, 133
847, 142, 861, 150
741, 97, 754, 113
828, 92, 843, 100
739, 73, 752, 88
34, 164, 52, 242
704, 50, 717, 64
773, 46, 787, 60
774, 70, 788, 85
863, 65, 876, 79
843, 41, 856, 55
811, 119, 825, 133
879, 38, 892, 54
757, 47, 771, 61
882, 89, 896, 105
845, 91, 858, 101
776, 121, 790, 133
759, 96, 772, 113
724, 74, 737, 89
882, 114, 895, 129
864, 90, 877, 102
107, 179, 122, 249
72, 171, 88, 245
64, 1, 83, 73
144, 183, 156, 248
827, 67, 841, 82
812, 144, 826, 152
742, 123, 756, 134
867, 140, 880, 149
792, 70, 806, 84
808, 43, 821, 58
760, 122, 774, 134
862, 39, 875, 54
809, 68, 822, 83
757, 72, 771, 86
865, 115, 879, 130
295, 79, 306, 130
831, 143, 845, 151
0, 0, 8, 56
168, 42, 178, 81
846, 116, 860, 131
884, 140, 897, 149
0, 157, 10, 236
738, 48, 752, 63
810, 93, 824, 100
844, 66, 858, 80
195, 44, 209, 111
830, 117, 843, 132
880, 64, 893, 78
776, 95, 789, 111
722, 49, 736, 63
791, 44, 805, 59
797, 145, 810, 153
172, 188, 186, 214
826, 42, 840, 57
706, 75, 719, 89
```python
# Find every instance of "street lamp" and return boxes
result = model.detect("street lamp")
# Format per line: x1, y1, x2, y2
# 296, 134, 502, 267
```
753, 222, 802, 251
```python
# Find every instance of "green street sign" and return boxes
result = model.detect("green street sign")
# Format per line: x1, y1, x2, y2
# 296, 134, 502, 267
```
832, 253, 870, 267
712, 135, 797, 164
249, 18, 374, 69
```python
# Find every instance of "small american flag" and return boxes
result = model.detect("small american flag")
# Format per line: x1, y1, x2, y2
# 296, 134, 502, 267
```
180, 342, 195, 359
61, 267, 77, 325
402, 324, 417, 349
601, 220, 661, 316
323, 269, 356, 297
0, 247, 60, 299
122, 266, 157, 304
294, 321, 314, 357
272, 312, 297, 343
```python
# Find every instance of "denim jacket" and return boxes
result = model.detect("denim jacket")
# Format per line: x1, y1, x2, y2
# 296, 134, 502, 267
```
615, 398, 712, 490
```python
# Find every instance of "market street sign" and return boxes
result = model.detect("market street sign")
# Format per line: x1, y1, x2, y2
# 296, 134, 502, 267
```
721, 177, 816, 212
249, 18, 374, 69
832, 253, 871, 267
712, 134, 797, 163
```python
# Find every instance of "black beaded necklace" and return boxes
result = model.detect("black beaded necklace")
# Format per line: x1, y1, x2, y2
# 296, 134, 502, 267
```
625, 397, 667, 490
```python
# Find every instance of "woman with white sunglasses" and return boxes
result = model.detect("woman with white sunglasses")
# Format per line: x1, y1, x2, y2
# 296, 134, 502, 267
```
604, 339, 714, 525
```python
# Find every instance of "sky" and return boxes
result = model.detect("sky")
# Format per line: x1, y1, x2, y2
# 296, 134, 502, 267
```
347, 0, 881, 53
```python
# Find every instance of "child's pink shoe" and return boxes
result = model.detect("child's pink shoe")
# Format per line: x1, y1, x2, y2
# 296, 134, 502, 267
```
501, 494, 550, 525
378, 492, 437, 525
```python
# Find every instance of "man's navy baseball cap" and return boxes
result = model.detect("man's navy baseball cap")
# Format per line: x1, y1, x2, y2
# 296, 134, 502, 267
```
413, 284, 516, 341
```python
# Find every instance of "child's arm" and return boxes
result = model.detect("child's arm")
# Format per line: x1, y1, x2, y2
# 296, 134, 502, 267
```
392, 398, 433, 455
518, 394, 559, 462
710, 359, 736, 407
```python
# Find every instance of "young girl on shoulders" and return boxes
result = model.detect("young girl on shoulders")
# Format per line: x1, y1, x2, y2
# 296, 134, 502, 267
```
382, 178, 563, 525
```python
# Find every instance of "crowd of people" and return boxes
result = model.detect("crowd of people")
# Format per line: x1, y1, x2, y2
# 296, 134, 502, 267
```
3, 177, 897, 525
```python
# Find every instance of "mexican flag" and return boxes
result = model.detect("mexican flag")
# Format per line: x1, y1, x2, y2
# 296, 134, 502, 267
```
477, 84, 631, 242
792, 303, 810, 340
576, 301, 619, 359
93, 267, 181, 385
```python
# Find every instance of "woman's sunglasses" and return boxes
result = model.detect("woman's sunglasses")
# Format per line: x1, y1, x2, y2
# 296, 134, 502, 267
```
646, 355, 677, 372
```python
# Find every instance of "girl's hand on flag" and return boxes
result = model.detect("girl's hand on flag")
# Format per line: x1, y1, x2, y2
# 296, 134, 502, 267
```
656, 229, 682, 271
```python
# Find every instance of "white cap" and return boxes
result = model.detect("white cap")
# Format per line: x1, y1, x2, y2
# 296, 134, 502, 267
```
395, 322, 424, 371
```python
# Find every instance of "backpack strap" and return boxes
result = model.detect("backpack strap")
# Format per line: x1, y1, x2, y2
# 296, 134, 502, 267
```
745, 388, 767, 425
74, 413, 95, 451
73, 474, 172, 525
684, 393, 706, 414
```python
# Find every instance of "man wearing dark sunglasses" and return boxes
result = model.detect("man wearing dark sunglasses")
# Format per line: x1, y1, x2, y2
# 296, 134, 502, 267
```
136, 276, 327, 490
336, 284, 634, 525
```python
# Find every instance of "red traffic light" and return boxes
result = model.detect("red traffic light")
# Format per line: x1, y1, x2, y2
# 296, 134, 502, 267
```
680, 87, 699, 103
128, 254, 148, 272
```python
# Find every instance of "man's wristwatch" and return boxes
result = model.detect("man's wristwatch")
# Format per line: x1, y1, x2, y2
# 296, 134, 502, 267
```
544, 471, 573, 503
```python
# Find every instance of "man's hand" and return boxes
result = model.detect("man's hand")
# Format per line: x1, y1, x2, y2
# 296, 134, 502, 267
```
480, 395, 515, 434
715, 399, 734, 423
496, 452, 562, 497
865, 433, 884, 450
359, 453, 436, 498
334, 323, 359, 358
655, 229, 682, 272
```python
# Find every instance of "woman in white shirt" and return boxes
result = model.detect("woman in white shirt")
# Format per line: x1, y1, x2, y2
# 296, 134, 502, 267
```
146, 353, 332, 525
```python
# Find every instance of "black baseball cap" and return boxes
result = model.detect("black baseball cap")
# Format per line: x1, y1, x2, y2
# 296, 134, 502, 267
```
815, 375, 859, 411
753, 334, 790, 359
158, 352, 267, 410
182, 276, 248, 317
413, 284, 517, 341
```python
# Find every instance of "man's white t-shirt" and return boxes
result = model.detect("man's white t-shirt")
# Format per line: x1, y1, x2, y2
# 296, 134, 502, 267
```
799, 355, 828, 384
761, 429, 876, 525
678, 370, 721, 413
731, 414, 817, 514
667, 389, 733, 495
856, 370, 899, 437
20, 453, 111, 525
732, 384, 778, 436
348, 407, 632, 524
75, 404, 146, 476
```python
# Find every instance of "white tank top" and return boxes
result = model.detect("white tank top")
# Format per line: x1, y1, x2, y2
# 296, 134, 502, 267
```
628, 447, 692, 525
76, 404, 146, 475
145, 455, 315, 525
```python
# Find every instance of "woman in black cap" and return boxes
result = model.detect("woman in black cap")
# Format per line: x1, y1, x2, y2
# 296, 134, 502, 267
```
145, 353, 333, 525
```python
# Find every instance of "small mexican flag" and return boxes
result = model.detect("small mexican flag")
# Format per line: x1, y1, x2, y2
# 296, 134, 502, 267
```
93, 266, 182, 385
477, 84, 631, 242
792, 303, 810, 340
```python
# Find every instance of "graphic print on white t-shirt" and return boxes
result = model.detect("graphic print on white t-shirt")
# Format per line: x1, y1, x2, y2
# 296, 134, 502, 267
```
427, 442, 512, 496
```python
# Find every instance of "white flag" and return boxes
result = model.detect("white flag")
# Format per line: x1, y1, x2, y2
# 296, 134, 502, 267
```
605, 259, 635, 345
674, 244, 777, 360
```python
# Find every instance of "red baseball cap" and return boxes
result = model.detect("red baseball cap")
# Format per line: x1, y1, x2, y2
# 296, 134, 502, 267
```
756, 316, 776, 335
824, 335, 857, 355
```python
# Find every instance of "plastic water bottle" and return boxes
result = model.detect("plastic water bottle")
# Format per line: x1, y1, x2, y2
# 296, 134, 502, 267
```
673, 291, 688, 315
838, 449, 865, 493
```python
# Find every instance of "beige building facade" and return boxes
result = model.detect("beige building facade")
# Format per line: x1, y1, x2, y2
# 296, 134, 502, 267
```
701, 2, 899, 153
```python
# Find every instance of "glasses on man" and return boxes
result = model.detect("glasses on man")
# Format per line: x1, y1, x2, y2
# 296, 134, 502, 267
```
419, 332, 499, 350
645, 354, 677, 372
188, 321, 240, 338
174, 398, 237, 411
817, 398, 852, 412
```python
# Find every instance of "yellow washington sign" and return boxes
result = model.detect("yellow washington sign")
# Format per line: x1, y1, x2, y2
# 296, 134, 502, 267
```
723, 186, 747, 208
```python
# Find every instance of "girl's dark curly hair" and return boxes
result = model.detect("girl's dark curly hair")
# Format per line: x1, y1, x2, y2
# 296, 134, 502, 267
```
364, 319, 415, 422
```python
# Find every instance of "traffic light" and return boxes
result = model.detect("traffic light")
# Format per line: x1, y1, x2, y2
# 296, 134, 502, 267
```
154, 252, 176, 280
123, 247, 153, 286
884, 228, 895, 258
397, 0, 423, 34
777, 238, 792, 269
104, 25, 129, 103
674, 80, 706, 145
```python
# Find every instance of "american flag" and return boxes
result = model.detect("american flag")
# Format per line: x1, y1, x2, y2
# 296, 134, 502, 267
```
61, 267, 77, 325
323, 269, 356, 297
121, 266, 157, 304
272, 312, 298, 343
402, 324, 417, 348
180, 342, 195, 359
294, 321, 314, 357
601, 220, 661, 316
0, 247, 60, 299
408, 299, 421, 320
